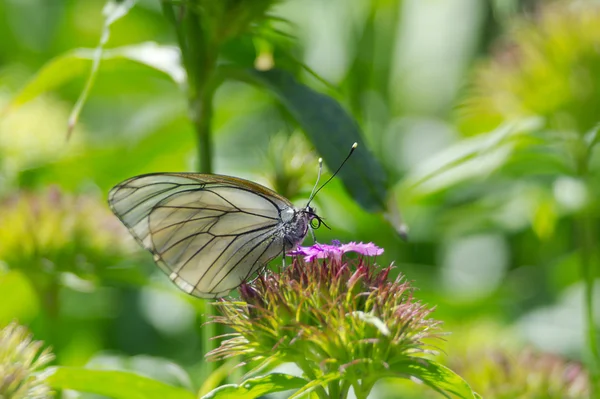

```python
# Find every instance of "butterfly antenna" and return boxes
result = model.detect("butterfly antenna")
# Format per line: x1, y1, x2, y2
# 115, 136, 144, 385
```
307, 142, 357, 206
308, 157, 324, 202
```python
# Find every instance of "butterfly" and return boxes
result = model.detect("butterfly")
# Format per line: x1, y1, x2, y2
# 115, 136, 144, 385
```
108, 143, 357, 298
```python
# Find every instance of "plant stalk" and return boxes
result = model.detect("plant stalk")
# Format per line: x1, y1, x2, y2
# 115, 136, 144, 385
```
353, 381, 371, 399
574, 138, 600, 396
193, 95, 214, 174
296, 358, 329, 399
162, 0, 221, 375
188, 59, 221, 377
189, 66, 221, 376
578, 214, 600, 396
339, 380, 351, 398
328, 380, 340, 399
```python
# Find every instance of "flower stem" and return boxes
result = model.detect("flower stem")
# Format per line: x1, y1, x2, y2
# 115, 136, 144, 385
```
192, 94, 214, 173
161, 0, 220, 374
353, 379, 375, 399
577, 214, 600, 395
353, 382, 367, 399
339, 380, 351, 398
295, 358, 329, 399
328, 380, 340, 399
574, 138, 600, 395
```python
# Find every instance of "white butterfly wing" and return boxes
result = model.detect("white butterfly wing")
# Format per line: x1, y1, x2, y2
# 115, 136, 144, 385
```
108, 173, 292, 298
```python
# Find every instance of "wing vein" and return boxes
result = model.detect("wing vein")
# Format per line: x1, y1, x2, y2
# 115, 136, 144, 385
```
207, 230, 278, 294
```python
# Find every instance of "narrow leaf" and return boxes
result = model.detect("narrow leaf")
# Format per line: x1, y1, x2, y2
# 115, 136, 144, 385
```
403, 118, 543, 197
201, 373, 308, 399
9, 42, 183, 111
230, 67, 389, 213
67, 0, 137, 137
46, 366, 195, 399
242, 353, 284, 379
198, 359, 239, 397
288, 373, 340, 399
8, 54, 90, 109
387, 358, 479, 399
97, 42, 185, 84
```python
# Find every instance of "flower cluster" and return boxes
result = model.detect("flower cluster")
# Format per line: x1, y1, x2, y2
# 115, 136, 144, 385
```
0, 188, 130, 281
460, 1, 600, 136
208, 242, 441, 395
451, 348, 588, 399
0, 322, 54, 399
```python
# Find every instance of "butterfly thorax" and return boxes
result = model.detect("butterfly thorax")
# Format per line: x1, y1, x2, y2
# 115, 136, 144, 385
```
280, 207, 312, 250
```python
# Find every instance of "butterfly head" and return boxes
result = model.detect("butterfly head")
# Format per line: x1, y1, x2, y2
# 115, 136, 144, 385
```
304, 205, 329, 230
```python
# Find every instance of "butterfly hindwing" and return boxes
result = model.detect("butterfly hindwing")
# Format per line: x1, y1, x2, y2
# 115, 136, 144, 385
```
108, 173, 292, 298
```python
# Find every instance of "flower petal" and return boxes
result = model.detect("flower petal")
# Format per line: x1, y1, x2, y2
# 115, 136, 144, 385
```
288, 241, 383, 261
340, 242, 384, 256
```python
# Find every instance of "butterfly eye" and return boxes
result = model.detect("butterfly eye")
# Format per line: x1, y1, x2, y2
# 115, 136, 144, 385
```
310, 217, 322, 229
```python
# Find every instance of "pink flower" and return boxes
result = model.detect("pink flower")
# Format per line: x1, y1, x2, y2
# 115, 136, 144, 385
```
288, 241, 384, 262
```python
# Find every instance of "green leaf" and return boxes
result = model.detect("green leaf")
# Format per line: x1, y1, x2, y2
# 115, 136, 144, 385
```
230, 67, 389, 213
46, 366, 195, 399
403, 118, 543, 198
9, 41, 182, 114
198, 359, 239, 397
241, 353, 284, 379
288, 373, 340, 399
84, 354, 194, 391
386, 358, 479, 399
66, 0, 137, 136
99, 42, 184, 84
0, 270, 40, 325
200, 373, 308, 399
6, 2, 126, 118
7, 54, 89, 109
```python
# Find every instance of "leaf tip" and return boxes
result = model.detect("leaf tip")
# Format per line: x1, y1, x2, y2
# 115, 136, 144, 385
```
66, 117, 77, 141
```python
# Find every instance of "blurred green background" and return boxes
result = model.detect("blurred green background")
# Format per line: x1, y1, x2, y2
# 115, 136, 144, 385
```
1, 0, 598, 397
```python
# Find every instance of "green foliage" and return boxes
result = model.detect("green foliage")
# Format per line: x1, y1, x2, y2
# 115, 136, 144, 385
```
200, 373, 307, 399
67, 0, 137, 135
9, 43, 184, 110
403, 119, 543, 198
424, 3, 600, 393
11, 0, 390, 216
2, 0, 599, 398
0, 271, 40, 325
382, 359, 482, 399
460, 1, 600, 137
46, 367, 195, 399
237, 68, 389, 212
184, 0, 277, 45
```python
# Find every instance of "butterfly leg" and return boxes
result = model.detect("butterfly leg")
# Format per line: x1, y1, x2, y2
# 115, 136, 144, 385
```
309, 226, 317, 244
281, 244, 286, 269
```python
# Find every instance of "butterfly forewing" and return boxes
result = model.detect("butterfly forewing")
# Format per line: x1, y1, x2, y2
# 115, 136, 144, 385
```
108, 173, 293, 298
